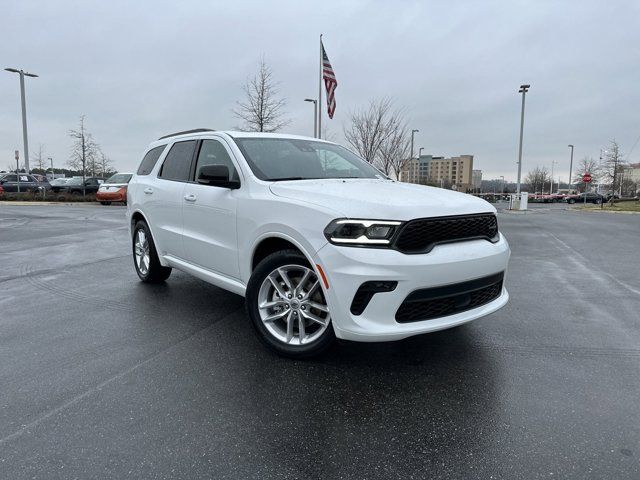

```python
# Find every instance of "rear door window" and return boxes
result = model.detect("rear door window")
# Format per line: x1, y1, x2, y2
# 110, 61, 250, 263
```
158, 141, 196, 182
137, 145, 166, 176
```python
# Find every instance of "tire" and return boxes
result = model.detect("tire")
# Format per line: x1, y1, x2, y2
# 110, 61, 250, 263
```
595, 198, 602, 204
132, 220, 172, 283
568, 199, 575, 204
246, 249, 335, 358
71, 190, 82, 197
100, 201, 112, 206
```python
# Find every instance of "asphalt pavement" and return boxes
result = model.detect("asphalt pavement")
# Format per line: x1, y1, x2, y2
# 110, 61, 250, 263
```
0, 203, 638, 479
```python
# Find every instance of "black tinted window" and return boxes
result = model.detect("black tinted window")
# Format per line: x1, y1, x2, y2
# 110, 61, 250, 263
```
194, 140, 239, 183
3, 175, 17, 182
233, 138, 383, 181
137, 145, 166, 176
159, 141, 196, 182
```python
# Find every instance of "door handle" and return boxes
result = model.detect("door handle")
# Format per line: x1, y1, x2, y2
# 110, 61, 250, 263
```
184, 194, 197, 202
143, 187, 154, 195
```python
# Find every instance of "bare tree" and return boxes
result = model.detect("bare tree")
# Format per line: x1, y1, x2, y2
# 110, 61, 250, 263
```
524, 166, 550, 193
69, 116, 101, 196
377, 113, 411, 179
233, 58, 289, 132
33, 144, 47, 171
343, 98, 394, 164
97, 151, 115, 177
602, 140, 627, 200
573, 156, 601, 192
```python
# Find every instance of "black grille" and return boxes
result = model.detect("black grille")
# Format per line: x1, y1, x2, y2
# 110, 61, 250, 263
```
393, 213, 498, 254
395, 272, 504, 323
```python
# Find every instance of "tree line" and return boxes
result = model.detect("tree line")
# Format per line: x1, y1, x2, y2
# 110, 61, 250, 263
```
524, 140, 637, 196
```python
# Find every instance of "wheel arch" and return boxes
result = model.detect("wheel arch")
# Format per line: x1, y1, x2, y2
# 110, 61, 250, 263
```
251, 234, 316, 272
130, 209, 169, 267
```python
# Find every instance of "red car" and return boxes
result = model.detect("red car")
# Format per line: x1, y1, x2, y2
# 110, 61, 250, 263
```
96, 173, 133, 205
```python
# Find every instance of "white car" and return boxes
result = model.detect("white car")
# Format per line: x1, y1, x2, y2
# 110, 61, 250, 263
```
127, 129, 510, 357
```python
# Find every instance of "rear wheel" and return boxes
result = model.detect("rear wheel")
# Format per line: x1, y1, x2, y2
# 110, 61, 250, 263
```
132, 221, 172, 283
246, 250, 334, 358
100, 201, 112, 206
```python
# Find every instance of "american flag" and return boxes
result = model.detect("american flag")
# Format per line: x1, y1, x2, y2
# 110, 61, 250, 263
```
321, 41, 337, 119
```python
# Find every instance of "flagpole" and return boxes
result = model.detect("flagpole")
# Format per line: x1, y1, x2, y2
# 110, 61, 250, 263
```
318, 34, 323, 139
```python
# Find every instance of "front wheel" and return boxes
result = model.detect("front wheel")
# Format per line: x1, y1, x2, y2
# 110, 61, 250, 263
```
132, 221, 172, 283
100, 201, 112, 206
246, 250, 335, 358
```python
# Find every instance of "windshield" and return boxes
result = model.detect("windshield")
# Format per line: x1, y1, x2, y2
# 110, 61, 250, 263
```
233, 137, 386, 181
105, 173, 132, 184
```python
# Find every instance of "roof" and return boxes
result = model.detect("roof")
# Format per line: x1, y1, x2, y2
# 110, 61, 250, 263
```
151, 130, 334, 145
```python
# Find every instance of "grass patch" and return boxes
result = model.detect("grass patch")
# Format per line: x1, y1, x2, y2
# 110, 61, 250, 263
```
575, 201, 640, 212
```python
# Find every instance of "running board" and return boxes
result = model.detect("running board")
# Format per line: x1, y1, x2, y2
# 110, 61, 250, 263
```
162, 255, 246, 296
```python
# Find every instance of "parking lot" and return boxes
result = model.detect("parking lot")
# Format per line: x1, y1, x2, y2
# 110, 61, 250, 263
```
1, 204, 639, 479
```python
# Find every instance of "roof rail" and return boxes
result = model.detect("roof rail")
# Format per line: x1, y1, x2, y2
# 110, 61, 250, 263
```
158, 128, 215, 140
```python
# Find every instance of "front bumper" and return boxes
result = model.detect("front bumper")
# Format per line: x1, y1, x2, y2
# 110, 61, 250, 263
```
314, 234, 510, 342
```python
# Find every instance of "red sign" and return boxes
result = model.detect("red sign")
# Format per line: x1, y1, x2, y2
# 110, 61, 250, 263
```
582, 172, 592, 183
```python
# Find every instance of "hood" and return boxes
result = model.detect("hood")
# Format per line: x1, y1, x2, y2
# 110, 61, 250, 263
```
269, 179, 495, 220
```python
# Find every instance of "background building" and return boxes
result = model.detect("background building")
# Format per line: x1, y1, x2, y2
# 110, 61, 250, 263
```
472, 170, 482, 190
401, 154, 474, 191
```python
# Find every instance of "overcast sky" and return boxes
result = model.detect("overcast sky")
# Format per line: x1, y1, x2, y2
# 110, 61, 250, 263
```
2, 0, 639, 180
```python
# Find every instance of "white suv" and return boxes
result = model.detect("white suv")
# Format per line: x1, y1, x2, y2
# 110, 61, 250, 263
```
127, 129, 510, 357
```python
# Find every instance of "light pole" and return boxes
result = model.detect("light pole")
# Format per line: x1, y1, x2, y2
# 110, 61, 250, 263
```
5, 67, 38, 174
500, 175, 505, 195
567, 144, 574, 193
304, 98, 318, 138
410, 129, 419, 160
48, 157, 54, 178
550, 160, 557, 194
418, 147, 424, 158
516, 84, 530, 196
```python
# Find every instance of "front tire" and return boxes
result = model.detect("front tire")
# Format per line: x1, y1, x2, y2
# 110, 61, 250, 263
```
132, 221, 172, 283
100, 201, 111, 206
246, 250, 335, 358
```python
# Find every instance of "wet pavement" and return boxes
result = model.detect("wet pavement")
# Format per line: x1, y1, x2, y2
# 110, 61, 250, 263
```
0, 204, 638, 479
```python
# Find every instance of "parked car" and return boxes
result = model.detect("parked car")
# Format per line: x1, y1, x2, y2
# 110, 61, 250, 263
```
604, 192, 620, 201
96, 173, 133, 205
52, 177, 104, 195
30, 174, 52, 190
127, 130, 511, 358
49, 178, 70, 187
0, 173, 43, 193
566, 192, 604, 204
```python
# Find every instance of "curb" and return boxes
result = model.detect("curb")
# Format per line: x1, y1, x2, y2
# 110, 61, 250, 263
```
0, 201, 102, 206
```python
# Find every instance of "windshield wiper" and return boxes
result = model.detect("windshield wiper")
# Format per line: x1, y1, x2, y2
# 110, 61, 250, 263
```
269, 177, 318, 181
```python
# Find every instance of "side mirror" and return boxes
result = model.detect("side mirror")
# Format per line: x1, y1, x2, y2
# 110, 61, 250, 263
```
197, 164, 240, 189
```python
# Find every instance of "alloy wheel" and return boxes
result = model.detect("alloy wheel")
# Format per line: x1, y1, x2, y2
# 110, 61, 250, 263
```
134, 229, 151, 276
257, 265, 330, 345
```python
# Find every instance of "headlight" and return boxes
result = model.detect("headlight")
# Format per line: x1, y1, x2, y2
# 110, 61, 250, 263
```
324, 219, 402, 246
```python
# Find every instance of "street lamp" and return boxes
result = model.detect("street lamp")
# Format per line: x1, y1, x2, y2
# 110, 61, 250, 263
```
304, 98, 318, 138
5, 67, 38, 174
48, 157, 54, 178
550, 160, 557, 194
410, 129, 419, 160
500, 175, 505, 194
516, 84, 530, 196
567, 145, 574, 194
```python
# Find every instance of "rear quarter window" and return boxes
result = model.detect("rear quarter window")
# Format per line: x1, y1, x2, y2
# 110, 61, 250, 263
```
137, 145, 166, 176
